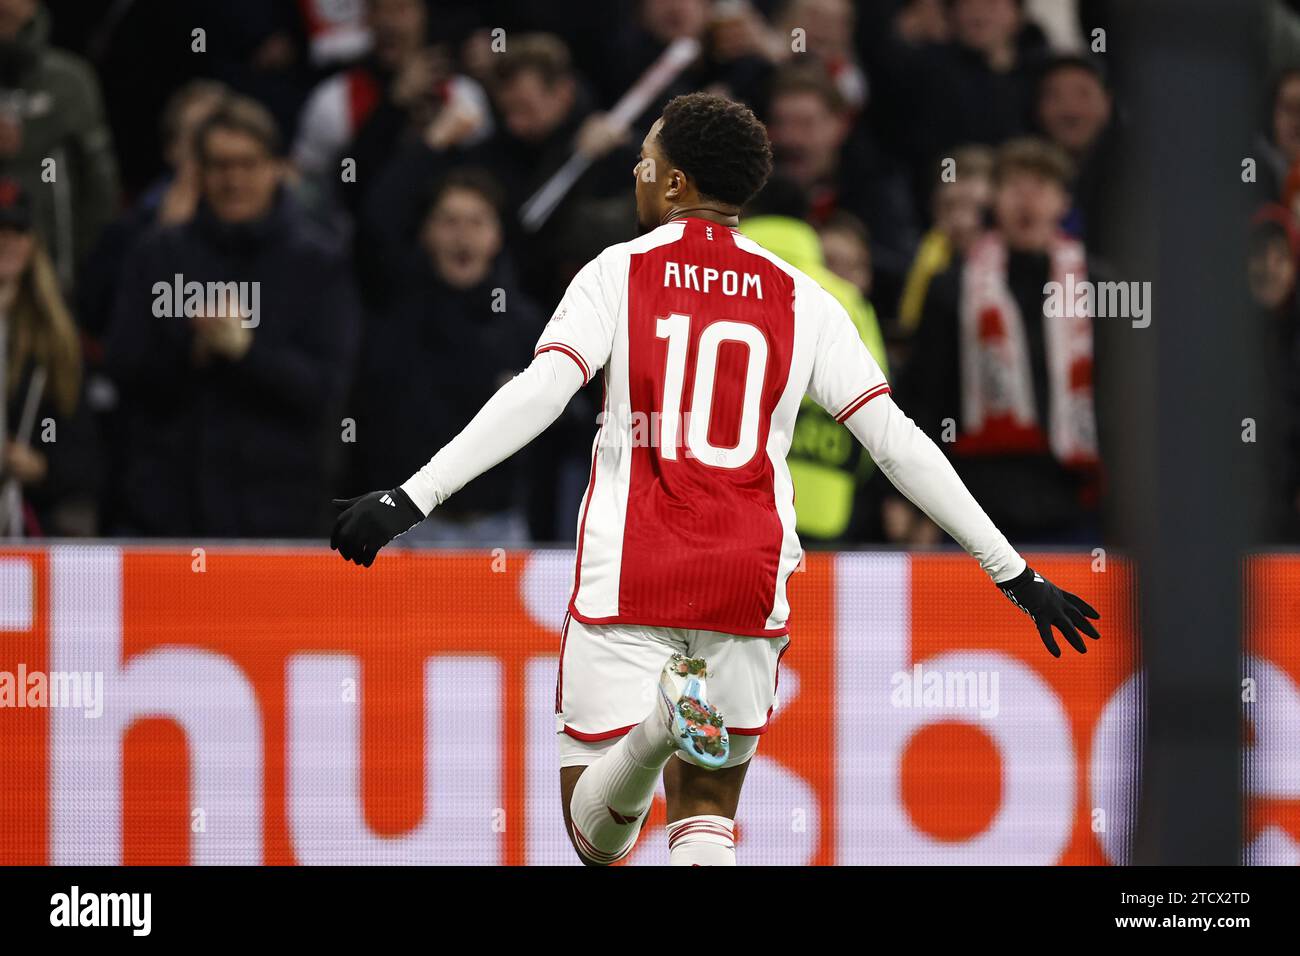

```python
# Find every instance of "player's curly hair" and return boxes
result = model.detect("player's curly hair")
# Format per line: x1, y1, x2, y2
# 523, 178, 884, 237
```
657, 93, 773, 208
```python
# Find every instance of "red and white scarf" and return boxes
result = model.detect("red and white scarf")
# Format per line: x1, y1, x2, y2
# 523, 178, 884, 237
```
957, 232, 1098, 466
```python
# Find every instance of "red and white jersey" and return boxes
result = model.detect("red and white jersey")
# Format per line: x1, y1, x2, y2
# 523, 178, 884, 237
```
535, 217, 890, 637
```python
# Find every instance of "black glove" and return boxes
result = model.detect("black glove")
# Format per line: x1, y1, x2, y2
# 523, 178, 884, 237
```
330, 488, 424, 567
998, 565, 1101, 658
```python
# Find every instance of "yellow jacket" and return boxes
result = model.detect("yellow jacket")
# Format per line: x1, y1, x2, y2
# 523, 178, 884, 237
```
740, 216, 889, 540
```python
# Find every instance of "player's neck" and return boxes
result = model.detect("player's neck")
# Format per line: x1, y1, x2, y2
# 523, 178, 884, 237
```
662, 205, 740, 229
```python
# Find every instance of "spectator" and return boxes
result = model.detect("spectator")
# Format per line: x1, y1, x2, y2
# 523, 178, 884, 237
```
871, 0, 1048, 198
707, 0, 868, 110
479, 33, 634, 303
490, 32, 584, 149
818, 209, 874, 300
0, 0, 120, 288
76, 82, 227, 543
767, 64, 919, 314
1262, 67, 1300, 200
898, 144, 995, 333
104, 96, 360, 537
353, 35, 626, 542
600, 0, 775, 122
78, 79, 229, 337
897, 137, 1100, 543
0, 177, 96, 536
184, 0, 314, 140
740, 177, 890, 543
771, 0, 868, 110
481, 34, 633, 537
1247, 204, 1300, 540
292, 0, 491, 226
890, 0, 952, 48
933, 0, 1049, 142
351, 168, 541, 545
1248, 206, 1297, 313
1035, 54, 1114, 245
452, 3, 621, 95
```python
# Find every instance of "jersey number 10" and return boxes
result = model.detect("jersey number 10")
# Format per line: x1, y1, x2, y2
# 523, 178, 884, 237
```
656, 313, 768, 470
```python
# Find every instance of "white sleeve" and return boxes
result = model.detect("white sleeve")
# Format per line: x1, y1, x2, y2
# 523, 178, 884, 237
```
843, 393, 1027, 584
532, 252, 619, 384
399, 351, 584, 515
806, 286, 891, 422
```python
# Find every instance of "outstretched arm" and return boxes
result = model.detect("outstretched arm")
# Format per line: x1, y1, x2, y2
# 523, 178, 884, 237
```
331, 351, 585, 566
400, 351, 584, 513
843, 393, 1024, 583
843, 392, 1101, 657
808, 283, 1100, 658
334, 248, 619, 565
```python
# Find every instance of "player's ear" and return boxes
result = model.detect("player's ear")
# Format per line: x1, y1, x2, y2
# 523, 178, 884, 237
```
665, 167, 687, 200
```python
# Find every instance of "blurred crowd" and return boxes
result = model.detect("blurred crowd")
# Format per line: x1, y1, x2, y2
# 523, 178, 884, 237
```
0, 0, 1292, 546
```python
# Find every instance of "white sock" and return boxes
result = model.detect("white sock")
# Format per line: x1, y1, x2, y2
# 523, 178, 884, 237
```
569, 717, 676, 865
667, 815, 736, 866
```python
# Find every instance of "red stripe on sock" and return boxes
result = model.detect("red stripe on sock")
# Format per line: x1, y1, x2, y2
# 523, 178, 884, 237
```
667, 822, 735, 848
571, 823, 624, 864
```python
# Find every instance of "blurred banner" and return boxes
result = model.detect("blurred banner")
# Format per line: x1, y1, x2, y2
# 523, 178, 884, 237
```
0, 546, 1292, 865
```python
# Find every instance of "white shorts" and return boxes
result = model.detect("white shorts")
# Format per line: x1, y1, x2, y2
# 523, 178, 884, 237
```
555, 615, 790, 769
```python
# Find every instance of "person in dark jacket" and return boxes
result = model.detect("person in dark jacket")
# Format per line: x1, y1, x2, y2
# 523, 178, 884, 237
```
1034, 54, 1115, 251
865, 0, 1048, 212
293, 0, 492, 230
766, 64, 920, 316
595, 0, 776, 127
78, 79, 229, 339
350, 167, 542, 545
355, 33, 634, 311
480, 34, 638, 304
353, 34, 628, 542
105, 96, 360, 538
180, 0, 314, 141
